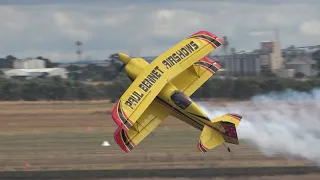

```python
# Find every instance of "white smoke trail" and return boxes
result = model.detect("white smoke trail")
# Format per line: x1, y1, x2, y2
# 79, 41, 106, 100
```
198, 88, 320, 165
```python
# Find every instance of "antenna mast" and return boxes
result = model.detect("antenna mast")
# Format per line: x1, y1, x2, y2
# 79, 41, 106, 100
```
75, 41, 83, 61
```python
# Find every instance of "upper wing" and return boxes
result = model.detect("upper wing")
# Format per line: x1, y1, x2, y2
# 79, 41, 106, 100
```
114, 99, 170, 152
170, 57, 221, 96
115, 31, 223, 131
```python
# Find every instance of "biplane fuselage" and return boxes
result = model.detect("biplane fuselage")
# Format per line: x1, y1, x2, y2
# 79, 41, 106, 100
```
112, 31, 242, 153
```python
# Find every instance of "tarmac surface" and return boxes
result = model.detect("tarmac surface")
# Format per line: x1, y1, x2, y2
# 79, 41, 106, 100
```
1, 166, 320, 179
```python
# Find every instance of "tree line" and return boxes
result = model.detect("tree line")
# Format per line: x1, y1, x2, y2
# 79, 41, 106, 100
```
0, 50, 319, 101
0, 75, 319, 101
65, 61, 122, 81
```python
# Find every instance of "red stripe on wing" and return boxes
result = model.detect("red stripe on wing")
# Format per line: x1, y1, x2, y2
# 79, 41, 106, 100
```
111, 101, 129, 131
114, 127, 130, 153
189, 30, 224, 45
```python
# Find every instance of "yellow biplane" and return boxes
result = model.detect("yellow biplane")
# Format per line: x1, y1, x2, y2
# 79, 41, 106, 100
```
111, 30, 242, 153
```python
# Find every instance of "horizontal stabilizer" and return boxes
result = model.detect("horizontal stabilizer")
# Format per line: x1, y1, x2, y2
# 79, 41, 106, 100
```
197, 113, 242, 153
198, 125, 224, 153
210, 113, 242, 127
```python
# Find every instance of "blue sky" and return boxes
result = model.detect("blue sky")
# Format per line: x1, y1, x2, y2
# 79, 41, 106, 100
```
0, 0, 319, 62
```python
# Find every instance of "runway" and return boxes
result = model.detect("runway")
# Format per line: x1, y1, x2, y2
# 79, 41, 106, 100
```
1, 166, 320, 179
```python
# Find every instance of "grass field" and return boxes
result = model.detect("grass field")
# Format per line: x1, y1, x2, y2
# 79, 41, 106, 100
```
0, 100, 313, 172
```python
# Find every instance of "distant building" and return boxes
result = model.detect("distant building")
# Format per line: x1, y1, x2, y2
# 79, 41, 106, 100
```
285, 57, 317, 77
259, 41, 285, 74
212, 41, 281, 77
13, 58, 45, 69
281, 46, 319, 77
3, 58, 68, 79
4, 68, 68, 79
217, 52, 261, 76
274, 69, 295, 78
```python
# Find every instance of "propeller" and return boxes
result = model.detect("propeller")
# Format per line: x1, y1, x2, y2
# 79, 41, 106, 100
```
118, 64, 125, 72
110, 46, 142, 74
109, 53, 133, 75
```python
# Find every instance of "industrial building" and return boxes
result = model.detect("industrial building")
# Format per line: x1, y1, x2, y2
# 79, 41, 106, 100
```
13, 58, 46, 69
284, 57, 317, 77
3, 58, 67, 79
4, 68, 68, 79
214, 40, 316, 78
260, 41, 284, 71
258, 41, 295, 78
221, 52, 261, 76
282, 47, 319, 77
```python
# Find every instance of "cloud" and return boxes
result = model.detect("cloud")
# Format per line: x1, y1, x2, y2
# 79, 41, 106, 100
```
0, 1, 319, 61
249, 31, 273, 36
300, 19, 320, 37
52, 12, 93, 41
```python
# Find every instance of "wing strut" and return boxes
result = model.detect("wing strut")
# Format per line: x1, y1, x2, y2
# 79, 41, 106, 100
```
197, 59, 201, 78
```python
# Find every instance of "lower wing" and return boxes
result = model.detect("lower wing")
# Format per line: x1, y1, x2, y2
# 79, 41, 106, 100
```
170, 57, 221, 96
114, 100, 170, 153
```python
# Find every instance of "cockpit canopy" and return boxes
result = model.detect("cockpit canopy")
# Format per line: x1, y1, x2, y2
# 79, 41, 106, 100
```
170, 90, 193, 109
